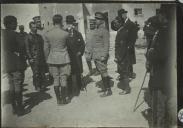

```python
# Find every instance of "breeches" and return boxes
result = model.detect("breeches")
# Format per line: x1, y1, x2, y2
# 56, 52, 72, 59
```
8, 71, 24, 93
94, 60, 108, 77
49, 64, 71, 87
30, 62, 45, 87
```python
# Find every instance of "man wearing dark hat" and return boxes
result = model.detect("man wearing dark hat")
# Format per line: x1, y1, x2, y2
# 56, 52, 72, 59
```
87, 12, 112, 97
116, 9, 138, 95
65, 15, 85, 97
25, 21, 47, 92
44, 14, 71, 105
118, 9, 138, 80
2, 15, 29, 116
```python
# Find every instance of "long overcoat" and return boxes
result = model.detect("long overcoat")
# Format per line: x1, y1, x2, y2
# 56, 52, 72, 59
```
66, 29, 85, 74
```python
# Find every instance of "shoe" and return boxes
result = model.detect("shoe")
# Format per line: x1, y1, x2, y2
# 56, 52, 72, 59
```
119, 89, 131, 95
100, 89, 112, 97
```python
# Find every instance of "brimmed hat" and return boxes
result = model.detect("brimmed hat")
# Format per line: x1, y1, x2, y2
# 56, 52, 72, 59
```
66, 15, 76, 24
118, 9, 128, 16
95, 12, 105, 20
33, 16, 41, 22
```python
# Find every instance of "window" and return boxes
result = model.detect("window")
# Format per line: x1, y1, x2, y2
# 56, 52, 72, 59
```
134, 8, 143, 16
156, 9, 160, 15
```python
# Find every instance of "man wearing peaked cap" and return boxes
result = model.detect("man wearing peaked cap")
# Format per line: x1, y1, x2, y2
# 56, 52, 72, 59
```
86, 11, 112, 97
65, 15, 85, 97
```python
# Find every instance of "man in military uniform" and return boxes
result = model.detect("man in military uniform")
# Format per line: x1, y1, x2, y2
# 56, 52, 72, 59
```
87, 12, 112, 97
44, 14, 71, 105
2, 16, 29, 116
25, 21, 47, 91
16, 25, 28, 84
118, 9, 138, 79
65, 15, 85, 97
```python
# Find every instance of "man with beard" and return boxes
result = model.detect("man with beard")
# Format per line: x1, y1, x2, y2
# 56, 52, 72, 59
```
25, 21, 47, 91
118, 9, 138, 80
65, 15, 85, 97
2, 16, 29, 116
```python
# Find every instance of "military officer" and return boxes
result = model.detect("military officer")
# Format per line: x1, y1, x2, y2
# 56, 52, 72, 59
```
65, 15, 85, 97
118, 9, 138, 79
25, 21, 47, 91
2, 16, 29, 116
16, 25, 28, 84
44, 14, 71, 105
87, 12, 112, 97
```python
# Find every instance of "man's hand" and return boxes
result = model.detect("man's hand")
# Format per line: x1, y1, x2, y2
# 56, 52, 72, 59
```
29, 59, 34, 63
77, 52, 81, 56
101, 56, 106, 62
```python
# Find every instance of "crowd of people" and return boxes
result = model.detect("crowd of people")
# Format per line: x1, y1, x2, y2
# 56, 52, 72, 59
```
2, 4, 174, 128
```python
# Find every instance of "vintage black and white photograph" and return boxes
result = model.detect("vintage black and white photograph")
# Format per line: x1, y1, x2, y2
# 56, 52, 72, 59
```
1, 3, 177, 127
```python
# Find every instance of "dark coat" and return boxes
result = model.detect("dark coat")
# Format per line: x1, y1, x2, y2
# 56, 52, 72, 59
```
66, 29, 85, 74
147, 23, 170, 93
25, 32, 47, 70
123, 19, 138, 65
1, 29, 27, 73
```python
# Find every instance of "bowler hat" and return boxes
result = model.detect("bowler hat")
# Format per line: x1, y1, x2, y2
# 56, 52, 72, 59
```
66, 15, 76, 24
33, 16, 41, 22
95, 12, 105, 20
118, 9, 128, 16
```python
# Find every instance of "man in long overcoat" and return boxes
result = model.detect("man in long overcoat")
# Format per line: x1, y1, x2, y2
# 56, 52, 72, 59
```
65, 15, 85, 96
118, 9, 138, 79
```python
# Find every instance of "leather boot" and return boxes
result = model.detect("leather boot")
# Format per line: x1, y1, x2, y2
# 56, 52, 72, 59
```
119, 78, 131, 95
54, 86, 62, 105
61, 87, 70, 104
15, 92, 30, 116
10, 91, 17, 114
100, 77, 112, 97
97, 76, 106, 93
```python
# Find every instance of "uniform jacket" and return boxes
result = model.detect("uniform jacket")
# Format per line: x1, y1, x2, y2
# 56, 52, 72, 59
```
1, 29, 27, 73
86, 24, 110, 61
25, 32, 46, 67
66, 28, 85, 74
44, 26, 70, 65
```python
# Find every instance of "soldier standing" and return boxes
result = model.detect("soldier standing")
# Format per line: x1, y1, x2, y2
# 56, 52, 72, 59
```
16, 25, 28, 84
118, 9, 138, 79
44, 14, 71, 105
2, 16, 29, 116
65, 15, 85, 96
87, 12, 112, 97
25, 21, 47, 91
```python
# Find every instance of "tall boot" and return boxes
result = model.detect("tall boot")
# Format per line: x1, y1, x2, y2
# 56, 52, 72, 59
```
119, 78, 131, 95
97, 77, 106, 93
15, 92, 30, 116
54, 86, 61, 105
10, 91, 17, 114
100, 77, 112, 97
61, 86, 70, 104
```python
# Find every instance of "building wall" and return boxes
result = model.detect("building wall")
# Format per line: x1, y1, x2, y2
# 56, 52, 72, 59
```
39, 4, 85, 39
122, 3, 161, 27
1, 4, 40, 33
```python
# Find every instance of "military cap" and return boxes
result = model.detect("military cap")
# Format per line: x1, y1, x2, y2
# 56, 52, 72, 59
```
95, 12, 105, 20
3, 15, 17, 25
118, 9, 128, 16
66, 15, 76, 24
33, 16, 41, 22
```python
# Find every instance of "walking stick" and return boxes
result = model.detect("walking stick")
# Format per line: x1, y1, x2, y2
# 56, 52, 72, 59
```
133, 71, 148, 112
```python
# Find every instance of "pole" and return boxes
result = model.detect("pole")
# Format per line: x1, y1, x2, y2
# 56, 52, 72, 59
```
133, 71, 148, 112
